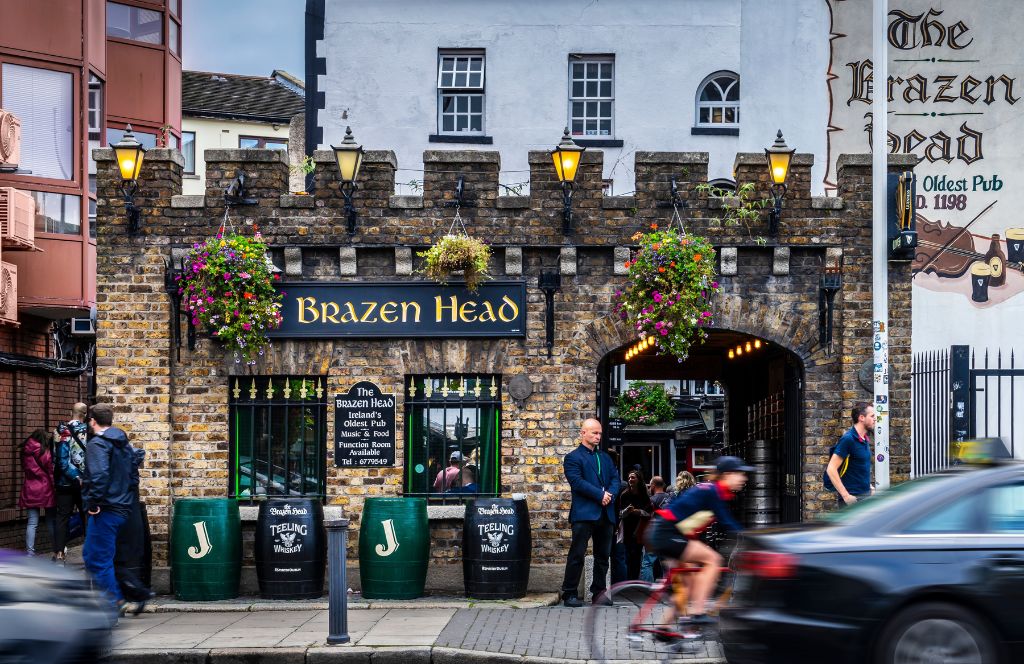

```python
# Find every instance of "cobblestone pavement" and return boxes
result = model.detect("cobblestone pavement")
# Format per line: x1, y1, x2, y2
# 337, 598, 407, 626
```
437, 606, 725, 662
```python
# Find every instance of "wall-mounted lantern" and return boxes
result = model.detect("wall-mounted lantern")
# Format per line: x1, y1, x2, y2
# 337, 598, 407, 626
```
550, 128, 585, 236
332, 126, 364, 235
111, 124, 146, 233
765, 129, 795, 235
819, 266, 842, 353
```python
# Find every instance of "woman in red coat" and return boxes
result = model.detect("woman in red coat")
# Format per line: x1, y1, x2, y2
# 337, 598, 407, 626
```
19, 428, 56, 557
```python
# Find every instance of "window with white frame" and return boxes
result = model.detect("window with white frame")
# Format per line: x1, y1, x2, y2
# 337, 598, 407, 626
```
696, 72, 740, 127
569, 57, 614, 137
437, 52, 485, 135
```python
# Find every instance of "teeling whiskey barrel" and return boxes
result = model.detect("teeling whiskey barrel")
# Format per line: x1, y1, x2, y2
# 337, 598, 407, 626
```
255, 498, 325, 599
462, 497, 531, 599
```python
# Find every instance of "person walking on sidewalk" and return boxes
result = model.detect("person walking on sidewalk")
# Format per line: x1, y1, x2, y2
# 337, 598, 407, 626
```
560, 418, 620, 607
825, 402, 876, 506
82, 404, 136, 618
54, 402, 89, 564
19, 428, 56, 557
115, 446, 154, 614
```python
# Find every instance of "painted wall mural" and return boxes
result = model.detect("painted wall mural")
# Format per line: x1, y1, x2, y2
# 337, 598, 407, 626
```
826, 0, 1024, 350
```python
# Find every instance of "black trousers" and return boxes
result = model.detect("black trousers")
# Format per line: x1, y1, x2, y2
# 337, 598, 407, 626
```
54, 483, 85, 554
561, 514, 614, 596
115, 495, 153, 602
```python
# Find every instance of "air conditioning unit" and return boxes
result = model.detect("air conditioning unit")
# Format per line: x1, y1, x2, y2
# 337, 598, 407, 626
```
0, 110, 20, 170
0, 187, 35, 250
70, 317, 96, 336
0, 261, 17, 325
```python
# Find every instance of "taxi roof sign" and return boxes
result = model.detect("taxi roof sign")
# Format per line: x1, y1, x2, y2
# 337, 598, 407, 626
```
949, 437, 1012, 465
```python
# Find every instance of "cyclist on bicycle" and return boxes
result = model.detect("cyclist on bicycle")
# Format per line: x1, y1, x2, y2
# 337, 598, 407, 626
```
644, 455, 752, 625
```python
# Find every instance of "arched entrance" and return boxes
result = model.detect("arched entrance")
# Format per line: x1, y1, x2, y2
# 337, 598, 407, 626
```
582, 294, 818, 526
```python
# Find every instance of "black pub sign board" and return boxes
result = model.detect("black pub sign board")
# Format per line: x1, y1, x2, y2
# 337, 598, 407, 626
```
270, 281, 527, 338
334, 381, 396, 468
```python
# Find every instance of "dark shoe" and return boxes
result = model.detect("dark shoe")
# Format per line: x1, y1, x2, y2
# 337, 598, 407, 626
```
132, 591, 156, 616
685, 613, 718, 625
592, 593, 613, 606
562, 594, 583, 608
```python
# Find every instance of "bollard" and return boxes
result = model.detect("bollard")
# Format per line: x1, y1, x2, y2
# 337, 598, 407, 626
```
325, 518, 350, 645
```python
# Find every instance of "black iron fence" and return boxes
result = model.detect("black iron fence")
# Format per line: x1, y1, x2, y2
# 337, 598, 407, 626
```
913, 345, 1022, 477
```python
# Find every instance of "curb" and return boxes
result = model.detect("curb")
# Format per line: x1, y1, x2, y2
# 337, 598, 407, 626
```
144, 594, 560, 613
106, 645, 727, 663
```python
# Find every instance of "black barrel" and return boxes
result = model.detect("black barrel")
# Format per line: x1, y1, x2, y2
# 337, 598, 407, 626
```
255, 498, 326, 600
462, 497, 531, 599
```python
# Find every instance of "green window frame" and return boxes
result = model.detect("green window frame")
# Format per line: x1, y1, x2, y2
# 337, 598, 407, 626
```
228, 375, 327, 501
404, 374, 501, 503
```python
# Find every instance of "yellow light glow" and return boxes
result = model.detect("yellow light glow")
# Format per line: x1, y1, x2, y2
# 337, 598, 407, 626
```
120, 158, 135, 172
773, 166, 786, 180
754, 339, 762, 349
736, 346, 743, 356
746, 341, 752, 352
728, 349, 735, 359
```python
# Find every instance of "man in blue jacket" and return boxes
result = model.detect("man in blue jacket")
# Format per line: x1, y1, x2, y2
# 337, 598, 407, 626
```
560, 418, 620, 607
82, 403, 137, 618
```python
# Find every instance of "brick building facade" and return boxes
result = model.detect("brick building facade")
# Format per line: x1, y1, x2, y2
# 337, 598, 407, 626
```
93, 144, 914, 589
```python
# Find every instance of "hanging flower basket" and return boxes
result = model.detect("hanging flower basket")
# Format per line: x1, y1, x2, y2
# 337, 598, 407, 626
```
614, 223, 721, 361
617, 381, 676, 425
178, 230, 284, 364
418, 233, 492, 292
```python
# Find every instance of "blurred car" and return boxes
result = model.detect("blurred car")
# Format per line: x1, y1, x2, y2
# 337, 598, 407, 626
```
0, 550, 111, 663
721, 454, 1024, 664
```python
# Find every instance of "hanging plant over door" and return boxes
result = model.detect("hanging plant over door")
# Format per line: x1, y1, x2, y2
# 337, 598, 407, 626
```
177, 227, 284, 364
418, 206, 491, 292
614, 218, 721, 361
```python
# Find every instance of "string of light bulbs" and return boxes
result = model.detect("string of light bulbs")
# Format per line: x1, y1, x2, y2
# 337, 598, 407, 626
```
624, 336, 655, 361
728, 338, 765, 359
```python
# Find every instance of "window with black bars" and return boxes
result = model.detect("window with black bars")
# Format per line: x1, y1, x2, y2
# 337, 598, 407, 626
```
229, 376, 327, 501
404, 374, 501, 503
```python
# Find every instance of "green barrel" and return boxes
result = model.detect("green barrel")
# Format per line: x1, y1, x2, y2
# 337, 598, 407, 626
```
359, 497, 429, 599
171, 498, 241, 601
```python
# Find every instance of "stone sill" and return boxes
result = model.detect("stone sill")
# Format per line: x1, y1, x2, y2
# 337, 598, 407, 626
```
280, 194, 315, 208
811, 196, 844, 210
602, 196, 636, 210
708, 196, 740, 209
170, 195, 205, 208
390, 195, 424, 209
496, 196, 529, 209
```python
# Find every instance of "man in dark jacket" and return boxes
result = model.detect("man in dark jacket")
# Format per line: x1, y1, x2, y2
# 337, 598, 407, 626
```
82, 403, 136, 615
560, 418, 620, 607
115, 447, 154, 613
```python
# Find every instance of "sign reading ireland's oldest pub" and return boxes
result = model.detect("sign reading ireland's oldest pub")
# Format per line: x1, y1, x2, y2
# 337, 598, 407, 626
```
271, 281, 527, 338
334, 382, 396, 468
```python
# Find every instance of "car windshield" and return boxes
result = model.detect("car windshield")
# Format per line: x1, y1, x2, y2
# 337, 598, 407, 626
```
817, 474, 961, 524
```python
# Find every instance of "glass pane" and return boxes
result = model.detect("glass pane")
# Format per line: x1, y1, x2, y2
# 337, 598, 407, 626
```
182, 131, 196, 173
457, 115, 468, 131
599, 101, 611, 118
724, 107, 735, 123
586, 62, 597, 78
239, 137, 259, 148
2, 64, 74, 180
571, 81, 583, 97
265, 141, 287, 151
106, 127, 157, 148
586, 119, 597, 135
470, 57, 482, 71
169, 20, 180, 55
735, 107, 740, 122
470, 96, 482, 112
600, 63, 613, 80
726, 79, 740, 101
571, 120, 584, 135
586, 101, 598, 116
440, 73, 453, 87
470, 114, 482, 131
600, 120, 611, 135
441, 57, 455, 73
700, 107, 710, 123
989, 484, 1024, 533
456, 58, 468, 71
586, 81, 597, 97
468, 72, 481, 87
443, 115, 454, 132
572, 62, 584, 79
572, 101, 584, 118
600, 81, 612, 97
905, 494, 981, 533
442, 96, 454, 112
454, 72, 467, 87
712, 107, 723, 123
63, 193, 81, 234
456, 96, 468, 112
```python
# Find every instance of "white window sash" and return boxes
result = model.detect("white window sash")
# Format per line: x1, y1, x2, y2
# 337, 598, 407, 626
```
568, 58, 614, 137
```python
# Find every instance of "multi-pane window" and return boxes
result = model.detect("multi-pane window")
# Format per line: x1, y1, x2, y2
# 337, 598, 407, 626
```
569, 57, 614, 137
181, 131, 196, 174
239, 136, 288, 150
405, 374, 501, 502
1, 63, 73, 180
106, 2, 163, 45
229, 376, 327, 500
437, 52, 485, 135
696, 72, 740, 126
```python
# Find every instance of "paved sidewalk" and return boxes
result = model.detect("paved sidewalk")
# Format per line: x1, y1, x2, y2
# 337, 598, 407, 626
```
108, 605, 727, 663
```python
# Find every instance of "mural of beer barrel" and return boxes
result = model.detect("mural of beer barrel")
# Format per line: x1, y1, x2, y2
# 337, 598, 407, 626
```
462, 497, 532, 599
255, 498, 325, 599
359, 497, 428, 599
171, 498, 241, 601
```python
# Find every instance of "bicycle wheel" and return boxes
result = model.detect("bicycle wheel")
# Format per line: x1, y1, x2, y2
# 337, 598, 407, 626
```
584, 580, 706, 664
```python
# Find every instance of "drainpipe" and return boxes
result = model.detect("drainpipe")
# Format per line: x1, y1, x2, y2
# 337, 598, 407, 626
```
872, 0, 891, 489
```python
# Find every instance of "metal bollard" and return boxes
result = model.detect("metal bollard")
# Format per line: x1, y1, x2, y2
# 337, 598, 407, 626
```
325, 518, 350, 645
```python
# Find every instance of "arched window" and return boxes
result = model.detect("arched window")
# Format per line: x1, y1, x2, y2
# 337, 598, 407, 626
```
695, 72, 739, 127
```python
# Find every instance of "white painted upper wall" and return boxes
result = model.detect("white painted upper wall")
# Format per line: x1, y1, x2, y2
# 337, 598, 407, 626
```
318, 0, 759, 194
182, 116, 299, 196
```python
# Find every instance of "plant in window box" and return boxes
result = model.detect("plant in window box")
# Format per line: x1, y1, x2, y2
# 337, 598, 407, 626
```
178, 229, 284, 364
418, 233, 492, 292
616, 381, 675, 426
614, 223, 721, 361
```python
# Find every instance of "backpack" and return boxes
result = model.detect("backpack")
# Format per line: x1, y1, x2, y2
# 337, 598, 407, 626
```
53, 422, 86, 483
822, 443, 850, 492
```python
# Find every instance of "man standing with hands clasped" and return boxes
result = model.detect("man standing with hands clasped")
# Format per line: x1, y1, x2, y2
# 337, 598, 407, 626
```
560, 418, 620, 607
825, 402, 876, 506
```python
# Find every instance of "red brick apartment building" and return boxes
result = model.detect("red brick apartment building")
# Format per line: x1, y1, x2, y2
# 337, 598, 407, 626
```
0, 0, 181, 549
